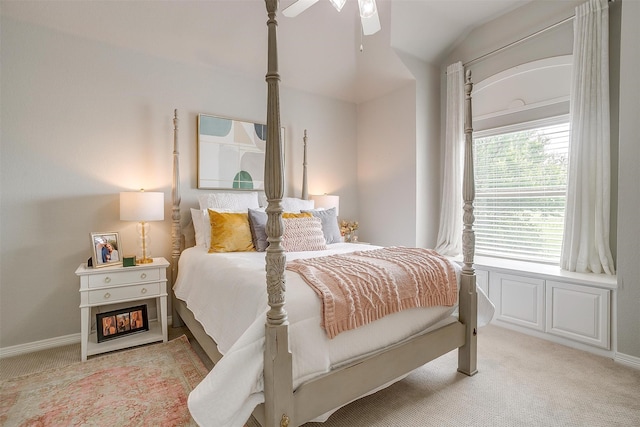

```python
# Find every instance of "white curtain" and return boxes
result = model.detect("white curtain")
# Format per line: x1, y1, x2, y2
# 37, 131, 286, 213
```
435, 62, 464, 256
560, 0, 615, 274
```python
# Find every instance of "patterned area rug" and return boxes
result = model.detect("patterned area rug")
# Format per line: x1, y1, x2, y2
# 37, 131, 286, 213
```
0, 335, 208, 426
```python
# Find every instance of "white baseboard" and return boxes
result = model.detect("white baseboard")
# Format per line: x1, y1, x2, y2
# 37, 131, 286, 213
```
0, 333, 81, 359
491, 321, 615, 359
0, 316, 174, 359
615, 352, 640, 370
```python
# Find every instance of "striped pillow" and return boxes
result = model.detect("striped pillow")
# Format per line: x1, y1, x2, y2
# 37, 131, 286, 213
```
282, 217, 327, 252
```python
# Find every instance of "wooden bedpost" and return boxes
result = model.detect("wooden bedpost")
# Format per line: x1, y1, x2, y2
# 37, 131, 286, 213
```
171, 109, 184, 328
302, 130, 308, 200
263, 1, 294, 427
457, 70, 478, 376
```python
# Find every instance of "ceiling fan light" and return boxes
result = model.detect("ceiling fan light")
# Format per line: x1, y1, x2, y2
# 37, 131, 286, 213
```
358, 0, 377, 19
329, 0, 346, 12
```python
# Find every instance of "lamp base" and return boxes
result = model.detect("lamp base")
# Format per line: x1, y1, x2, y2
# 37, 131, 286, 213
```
137, 257, 154, 264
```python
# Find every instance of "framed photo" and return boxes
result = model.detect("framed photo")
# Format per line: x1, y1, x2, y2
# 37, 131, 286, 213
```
96, 305, 149, 343
197, 114, 285, 190
91, 232, 121, 268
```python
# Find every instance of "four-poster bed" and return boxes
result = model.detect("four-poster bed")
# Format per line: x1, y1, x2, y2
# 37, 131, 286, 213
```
170, 1, 482, 426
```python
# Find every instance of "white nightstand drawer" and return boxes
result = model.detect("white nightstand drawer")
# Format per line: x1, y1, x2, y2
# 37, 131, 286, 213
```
88, 282, 160, 304
88, 269, 160, 288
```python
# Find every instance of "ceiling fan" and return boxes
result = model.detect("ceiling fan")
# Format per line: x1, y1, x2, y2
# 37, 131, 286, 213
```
283, 0, 381, 36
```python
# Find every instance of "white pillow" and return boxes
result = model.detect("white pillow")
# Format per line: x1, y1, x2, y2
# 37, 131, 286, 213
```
190, 208, 207, 248
197, 192, 260, 211
258, 193, 268, 208
281, 197, 314, 213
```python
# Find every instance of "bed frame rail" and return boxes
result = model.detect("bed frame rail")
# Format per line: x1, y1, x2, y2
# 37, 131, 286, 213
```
292, 320, 465, 423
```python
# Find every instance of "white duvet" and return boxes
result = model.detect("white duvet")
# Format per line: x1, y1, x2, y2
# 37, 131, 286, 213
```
174, 244, 494, 427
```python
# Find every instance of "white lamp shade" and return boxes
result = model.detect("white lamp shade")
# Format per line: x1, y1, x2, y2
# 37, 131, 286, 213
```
310, 194, 340, 216
120, 191, 165, 222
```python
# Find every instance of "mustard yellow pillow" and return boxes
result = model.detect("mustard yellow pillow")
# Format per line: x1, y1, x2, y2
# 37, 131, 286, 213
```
208, 210, 255, 253
282, 212, 312, 219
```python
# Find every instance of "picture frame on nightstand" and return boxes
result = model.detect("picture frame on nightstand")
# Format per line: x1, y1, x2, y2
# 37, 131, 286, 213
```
96, 305, 149, 343
90, 232, 121, 268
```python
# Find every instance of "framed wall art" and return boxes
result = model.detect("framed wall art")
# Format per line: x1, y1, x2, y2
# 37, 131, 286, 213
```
90, 232, 121, 268
197, 114, 284, 190
96, 305, 149, 343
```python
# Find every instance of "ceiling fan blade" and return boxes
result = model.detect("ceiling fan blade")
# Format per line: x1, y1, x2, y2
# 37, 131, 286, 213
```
282, 0, 320, 17
361, 11, 381, 35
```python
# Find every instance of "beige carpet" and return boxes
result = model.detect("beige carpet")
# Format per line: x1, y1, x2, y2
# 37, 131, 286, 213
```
305, 325, 640, 427
2, 325, 639, 426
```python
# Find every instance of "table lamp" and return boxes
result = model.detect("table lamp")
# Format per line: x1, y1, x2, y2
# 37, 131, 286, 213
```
310, 194, 340, 216
120, 190, 164, 264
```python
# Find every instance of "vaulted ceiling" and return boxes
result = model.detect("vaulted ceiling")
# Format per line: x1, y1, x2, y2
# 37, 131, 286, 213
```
2, 0, 530, 103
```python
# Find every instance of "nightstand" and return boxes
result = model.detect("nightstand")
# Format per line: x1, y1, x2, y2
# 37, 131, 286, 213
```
76, 257, 169, 361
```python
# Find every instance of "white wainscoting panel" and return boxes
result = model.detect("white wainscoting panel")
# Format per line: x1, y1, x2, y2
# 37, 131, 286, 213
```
546, 281, 610, 349
491, 272, 545, 331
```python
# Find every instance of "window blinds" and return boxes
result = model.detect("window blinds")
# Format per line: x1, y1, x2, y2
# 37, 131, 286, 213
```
473, 119, 570, 264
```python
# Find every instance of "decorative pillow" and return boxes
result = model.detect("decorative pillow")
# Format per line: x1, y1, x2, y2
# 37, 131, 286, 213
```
283, 212, 312, 219
191, 208, 207, 248
282, 217, 327, 252
301, 207, 342, 244
198, 192, 260, 211
247, 211, 312, 251
258, 193, 268, 208
281, 197, 314, 213
193, 207, 232, 249
208, 210, 255, 253
248, 208, 269, 252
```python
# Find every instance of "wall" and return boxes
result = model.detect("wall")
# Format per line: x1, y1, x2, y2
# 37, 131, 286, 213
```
399, 53, 442, 249
442, 0, 640, 361
356, 84, 416, 247
356, 53, 441, 248
616, 0, 640, 361
0, 16, 357, 349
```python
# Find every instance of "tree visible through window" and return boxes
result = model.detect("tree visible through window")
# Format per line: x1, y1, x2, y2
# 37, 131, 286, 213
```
474, 118, 570, 264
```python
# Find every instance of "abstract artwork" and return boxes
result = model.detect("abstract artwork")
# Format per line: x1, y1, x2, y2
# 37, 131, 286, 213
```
198, 114, 267, 190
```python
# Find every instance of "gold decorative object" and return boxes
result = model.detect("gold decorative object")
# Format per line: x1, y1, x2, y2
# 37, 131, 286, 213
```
340, 220, 359, 243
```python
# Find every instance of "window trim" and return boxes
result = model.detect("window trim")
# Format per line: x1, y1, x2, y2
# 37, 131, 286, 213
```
474, 114, 569, 140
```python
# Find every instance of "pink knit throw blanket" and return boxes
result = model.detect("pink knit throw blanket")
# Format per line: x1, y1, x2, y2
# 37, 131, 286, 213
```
287, 247, 457, 339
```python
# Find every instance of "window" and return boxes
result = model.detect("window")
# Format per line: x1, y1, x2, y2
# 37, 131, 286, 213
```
473, 117, 570, 264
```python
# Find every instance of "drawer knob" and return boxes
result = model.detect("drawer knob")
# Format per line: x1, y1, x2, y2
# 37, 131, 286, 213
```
104, 277, 111, 283
140, 273, 147, 280
141, 288, 148, 294
103, 292, 111, 299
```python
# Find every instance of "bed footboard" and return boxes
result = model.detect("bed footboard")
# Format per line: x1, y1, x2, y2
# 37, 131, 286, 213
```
293, 320, 465, 424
